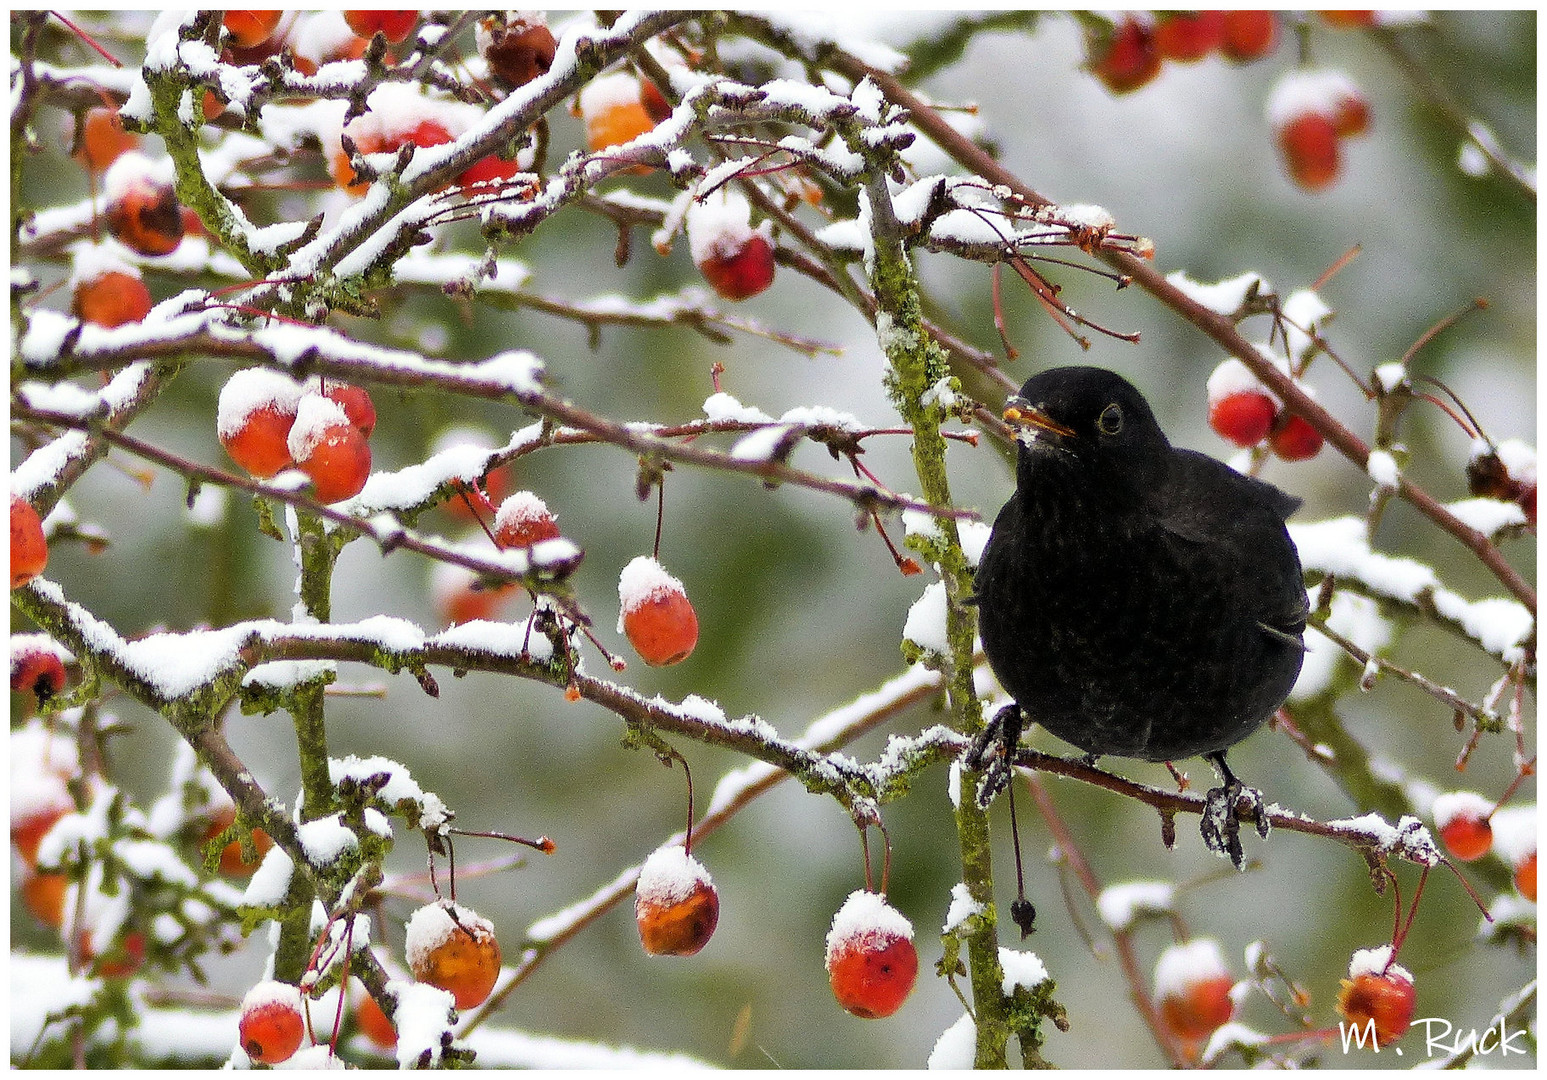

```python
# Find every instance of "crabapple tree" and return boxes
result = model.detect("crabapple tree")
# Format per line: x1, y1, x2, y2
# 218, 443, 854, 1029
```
10, 9, 1535, 1069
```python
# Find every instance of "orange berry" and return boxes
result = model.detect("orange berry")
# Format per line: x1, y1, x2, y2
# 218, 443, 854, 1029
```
634, 846, 720, 957
1431, 791, 1494, 862
1269, 414, 1324, 461
239, 980, 307, 1064
203, 805, 275, 876
20, 870, 69, 929
825, 891, 918, 1019
11, 494, 48, 589
74, 107, 140, 172
72, 269, 152, 329
1153, 11, 1226, 62
224, 11, 285, 49
493, 492, 560, 550
405, 899, 502, 1010
1154, 940, 1236, 1043
344, 10, 418, 43
579, 73, 657, 153
479, 14, 557, 88
104, 154, 184, 257
355, 988, 397, 1049
431, 562, 516, 626
1090, 17, 1162, 94
618, 556, 699, 666
218, 368, 305, 479
321, 380, 377, 438
11, 638, 68, 705
1220, 10, 1279, 61
1337, 953, 1415, 1047
288, 395, 372, 503
1516, 851, 1537, 901
1277, 112, 1341, 191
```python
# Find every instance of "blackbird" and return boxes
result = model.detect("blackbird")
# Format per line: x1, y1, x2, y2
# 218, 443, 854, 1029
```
972, 366, 1308, 868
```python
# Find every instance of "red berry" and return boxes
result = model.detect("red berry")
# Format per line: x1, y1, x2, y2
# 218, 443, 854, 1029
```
12, 495, 48, 589
1154, 940, 1236, 1043
12, 799, 71, 868
635, 846, 720, 957
321, 380, 376, 438
700, 235, 776, 302
688, 193, 776, 301
344, 11, 418, 44
478, 14, 557, 89
239, 980, 307, 1064
1153, 11, 1226, 62
74, 107, 140, 172
457, 152, 522, 190
431, 563, 516, 626
1269, 414, 1324, 461
1209, 392, 1277, 448
493, 492, 560, 550
288, 395, 372, 503
355, 988, 397, 1049
224, 11, 285, 49
1220, 11, 1279, 61
1516, 851, 1537, 902
11, 638, 68, 705
1090, 17, 1162, 94
619, 556, 699, 666
218, 368, 305, 479
20, 870, 68, 929
825, 891, 918, 1019
1277, 113, 1341, 191
578, 73, 658, 153
1337, 955, 1415, 1047
104, 154, 184, 257
406, 899, 502, 1010
72, 268, 152, 329
203, 804, 275, 876
1431, 791, 1494, 862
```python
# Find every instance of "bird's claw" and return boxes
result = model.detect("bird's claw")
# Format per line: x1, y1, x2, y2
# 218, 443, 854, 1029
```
965, 703, 1024, 810
1200, 778, 1267, 871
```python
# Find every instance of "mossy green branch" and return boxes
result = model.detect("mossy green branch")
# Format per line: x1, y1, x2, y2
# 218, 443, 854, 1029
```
863, 174, 1010, 1068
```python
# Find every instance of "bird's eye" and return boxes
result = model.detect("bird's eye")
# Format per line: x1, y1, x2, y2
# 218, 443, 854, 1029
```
1097, 403, 1123, 436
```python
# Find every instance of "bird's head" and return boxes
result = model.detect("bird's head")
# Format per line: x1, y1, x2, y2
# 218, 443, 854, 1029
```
1003, 366, 1172, 497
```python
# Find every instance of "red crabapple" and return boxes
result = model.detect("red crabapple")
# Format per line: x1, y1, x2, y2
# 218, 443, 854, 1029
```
320, 379, 377, 438
223, 11, 284, 49
825, 890, 918, 1019
1153, 11, 1225, 62
12, 494, 48, 588
1270, 414, 1324, 461
1430, 791, 1494, 862
104, 152, 185, 256
70, 246, 152, 328
687, 191, 776, 301
406, 899, 502, 1010
618, 556, 699, 666
1206, 359, 1278, 447
577, 72, 658, 155
217, 368, 306, 479
478, 13, 556, 89
74, 106, 140, 172
1336, 948, 1415, 1047
239, 980, 307, 1064
288, 394, 372, 503
11, 635, 69, 706
1089, 16, 1161, 94
1220, 10, 1279, 61
634, 845, 720, 957
1154, 939, 1236, 1044
344, 10, 418, 44
493, 491, 560, 550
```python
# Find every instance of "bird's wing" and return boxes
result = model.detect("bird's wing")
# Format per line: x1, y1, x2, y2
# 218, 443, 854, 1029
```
1154, 450, 1309, 637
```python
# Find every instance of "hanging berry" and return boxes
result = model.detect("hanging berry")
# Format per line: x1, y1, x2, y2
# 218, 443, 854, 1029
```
405, 899, 502, 1010
824, 890, 918, 1019
634, 844, 721, 957
618, 556, 699, 666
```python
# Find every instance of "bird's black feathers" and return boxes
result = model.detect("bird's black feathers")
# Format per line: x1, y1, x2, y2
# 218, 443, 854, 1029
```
973, 367, 1308, 865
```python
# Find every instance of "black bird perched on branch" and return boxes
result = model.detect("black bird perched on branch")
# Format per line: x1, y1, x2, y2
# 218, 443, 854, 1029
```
972, 366, 1308, 868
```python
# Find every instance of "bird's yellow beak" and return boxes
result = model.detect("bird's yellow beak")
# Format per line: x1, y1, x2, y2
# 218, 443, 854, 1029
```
1002, 397, 1076, 439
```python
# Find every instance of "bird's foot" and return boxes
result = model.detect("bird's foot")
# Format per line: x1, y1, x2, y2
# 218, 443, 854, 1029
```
1199, 752, 1269, 871
965, 703, 1025, 810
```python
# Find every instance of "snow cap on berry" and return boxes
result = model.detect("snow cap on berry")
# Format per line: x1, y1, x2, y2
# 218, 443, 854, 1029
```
636, 844, 714, 907
287, 394, 352, 461
1430, 791, 1493, 832
494, 491, 554, 535
616, 555, 687, 629
291, 10, 358, 68
1205, 358, 1275, 407
1266, 68, 1364, 128
687, 190, 767, 266
1154, 938, 1231, 999
404, 899, 495, 971
67, 242, 142, 291
578, 70, 645, 120
1348, 944, 1412, 984
217, 368, 306, 440
102, 149, 175, 203
1488, 805, 1537, 866
240, 978, 304, 1016
825, 889, 914, 968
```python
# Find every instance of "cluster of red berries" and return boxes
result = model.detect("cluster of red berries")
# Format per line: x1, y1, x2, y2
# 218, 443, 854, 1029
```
217, 368, 376, 503
1088, 12, 1279, 94
1267, 69, 1372, 192
1434, 793, 1537, 901
1206, 358, 1323, 460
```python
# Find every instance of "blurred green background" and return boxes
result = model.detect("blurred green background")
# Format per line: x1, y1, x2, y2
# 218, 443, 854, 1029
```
13, 10, 1534, 1068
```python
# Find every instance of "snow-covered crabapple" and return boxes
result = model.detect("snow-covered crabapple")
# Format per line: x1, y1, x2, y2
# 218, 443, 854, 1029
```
345, 10, 418, 43
431, 561, 517, 626
74, 106, 139, 172
687, 191, 776, 302
618, 556, 699, 666
1206, 359, 1277, 447
320, 379, 377, 438
634, 845, 720, 957
1219, 10, 1279, 61
104, 152, 184, 256
70, 246, 152, 328
289, 10, 370, 76
1269, 414, 1324, 461
1430, 791, 1493, 862
223, 10, 285, 49
1490, 805, 1537, 902
288, 394, 372, 503
493, 491, 560, 550
825, 890, 918, 1019
1089, 16, 1161, 94
354, 986, 397, 1050
1336, 949, 1415, 1047
1154, 939, 1236, 1043
239, 980, 307, 1064
577, 72, 659, 156
11, 787, 72, 868
1268, 69, 1370, 192
217, 368, 306, 479
478, 13, 556, 89
12, 494, 48, 589
406, 899, 502, 1010
11, 635, 68, 706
